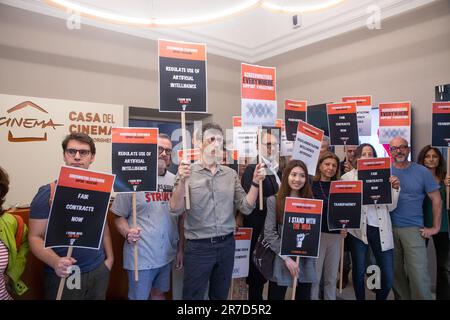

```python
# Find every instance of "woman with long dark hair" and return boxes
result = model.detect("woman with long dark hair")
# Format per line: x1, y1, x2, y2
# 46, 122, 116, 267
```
263, 160, 317, 299
341, 143, 400, 300
418, 145, 450, 300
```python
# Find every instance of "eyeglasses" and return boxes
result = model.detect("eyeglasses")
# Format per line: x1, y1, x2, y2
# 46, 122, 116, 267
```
158, 146, 172, 156
65, 148, 91, 158
389, 145, 409, 152
263, 142, 279, 149
204, 136, 223, 145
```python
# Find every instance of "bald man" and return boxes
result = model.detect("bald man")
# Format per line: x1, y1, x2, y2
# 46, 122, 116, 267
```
389, 137, 442, 300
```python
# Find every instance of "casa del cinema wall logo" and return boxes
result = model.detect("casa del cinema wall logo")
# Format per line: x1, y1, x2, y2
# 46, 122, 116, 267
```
0, 101, 63, 142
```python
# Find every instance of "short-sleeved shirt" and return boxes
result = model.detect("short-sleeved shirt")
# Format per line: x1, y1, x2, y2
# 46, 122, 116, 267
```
423, 182, 449, 232
29, 184, 105, 273
171, 163, 255, 240
111, 171, 178, 270
390, 162, 440, 228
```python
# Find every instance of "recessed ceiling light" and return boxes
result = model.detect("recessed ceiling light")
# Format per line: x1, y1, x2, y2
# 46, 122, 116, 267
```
44, 0, 346, 27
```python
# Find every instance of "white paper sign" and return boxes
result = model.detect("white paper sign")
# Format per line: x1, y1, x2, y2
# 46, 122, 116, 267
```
281, 140, 294, 157
342, 96, 372, 137
241, 63, 277, 127
233, 116, 258, 157
232, 228, 253, 279
292, 121, 324, 176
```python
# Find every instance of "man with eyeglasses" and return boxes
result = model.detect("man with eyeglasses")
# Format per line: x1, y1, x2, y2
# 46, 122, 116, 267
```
240, 129, 281, 300
28, 132, 114, 299
169, 123, 266, 300
340, 145, 357, 174
111, 133, 184, 300
389, 136, 442, 300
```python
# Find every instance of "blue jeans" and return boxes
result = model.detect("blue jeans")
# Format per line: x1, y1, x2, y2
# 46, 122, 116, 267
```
183, 233, 235, 300
349, 226, 393, 300
127, 262, 171, 300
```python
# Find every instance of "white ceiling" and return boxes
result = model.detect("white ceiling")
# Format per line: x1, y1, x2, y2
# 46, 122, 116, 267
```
0, 0, 437, 62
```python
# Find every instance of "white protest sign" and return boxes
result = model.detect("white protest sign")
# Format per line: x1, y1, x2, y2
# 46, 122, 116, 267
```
292, 121, 324, 176
232, 116, 258, 157
241, 63, 277, 127
232, 228, 253, 279
342, 96, 372, 137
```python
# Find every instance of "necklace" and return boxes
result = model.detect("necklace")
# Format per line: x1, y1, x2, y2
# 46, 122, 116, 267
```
318, 180, 329, 200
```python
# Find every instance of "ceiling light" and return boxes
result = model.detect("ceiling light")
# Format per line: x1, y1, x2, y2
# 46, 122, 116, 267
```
261, 0, 346, 13
44, 0, 262, 27
44, 0, 346, 27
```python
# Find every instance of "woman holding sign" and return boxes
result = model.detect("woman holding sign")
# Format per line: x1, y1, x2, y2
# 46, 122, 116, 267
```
418, 145, 450, 300
263, 160, 317, 300
311, 151, 345, 300
341, 143, 400, 300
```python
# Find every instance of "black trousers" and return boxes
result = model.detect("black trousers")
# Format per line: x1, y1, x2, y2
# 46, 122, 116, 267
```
427, 232, 450, 300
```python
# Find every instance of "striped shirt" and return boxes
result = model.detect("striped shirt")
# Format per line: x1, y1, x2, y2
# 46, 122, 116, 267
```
0, 240, 12, 300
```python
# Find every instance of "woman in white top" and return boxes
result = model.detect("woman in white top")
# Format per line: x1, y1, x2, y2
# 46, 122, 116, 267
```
341, 143, 400, 300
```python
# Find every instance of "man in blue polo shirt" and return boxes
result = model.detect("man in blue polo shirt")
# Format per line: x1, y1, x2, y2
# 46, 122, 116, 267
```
389, 136, 442, 300
28, 133, 114, 299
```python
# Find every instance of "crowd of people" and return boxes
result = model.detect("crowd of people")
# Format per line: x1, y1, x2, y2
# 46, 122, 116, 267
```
0, 123, 449, 300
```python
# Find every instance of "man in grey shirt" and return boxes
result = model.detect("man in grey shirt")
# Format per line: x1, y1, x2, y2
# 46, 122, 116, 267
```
112, 134, 183, 300
169, 122, 265, 300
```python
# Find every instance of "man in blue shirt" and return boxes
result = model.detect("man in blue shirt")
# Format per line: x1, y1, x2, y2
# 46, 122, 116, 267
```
389, 137, 442, 299
28, 133, 114, 299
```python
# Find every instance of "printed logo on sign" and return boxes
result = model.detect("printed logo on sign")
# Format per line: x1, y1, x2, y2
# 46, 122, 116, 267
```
0, 101, 64, 142
177, 98, 192, 110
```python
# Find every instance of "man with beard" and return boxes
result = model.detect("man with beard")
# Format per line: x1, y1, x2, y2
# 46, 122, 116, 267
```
241, 129, 280, 300
389, 136, 442, 299
111, 133, 183, 300
29, 133, 114, 299
169, 123, 266, 300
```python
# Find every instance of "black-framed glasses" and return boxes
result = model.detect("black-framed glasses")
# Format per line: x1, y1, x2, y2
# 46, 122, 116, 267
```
158, 146, 172, 156
389, 145, 409, 153
263, 142, 279, 149
204, 136, 223, 145
65, 148, 91, 158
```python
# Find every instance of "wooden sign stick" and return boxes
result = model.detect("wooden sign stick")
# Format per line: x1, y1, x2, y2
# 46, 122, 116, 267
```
56, 246, 73, 300
258, 127, 263, 210
132, 192, 138, 281
181, 112, 191, 210
339, 236, 345, 294
291, 257, 300, 300
229, 279, 234, 300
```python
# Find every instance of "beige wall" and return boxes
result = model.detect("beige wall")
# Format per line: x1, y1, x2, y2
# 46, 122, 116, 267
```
1, 1, 449, 155
2, 1, 450, 154
0, 4, 241, 131
262, 0, 450, 158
